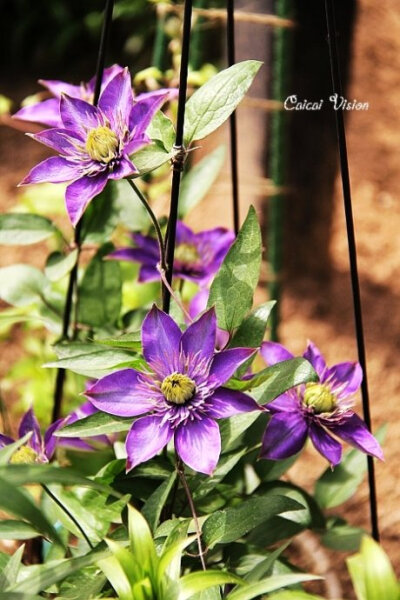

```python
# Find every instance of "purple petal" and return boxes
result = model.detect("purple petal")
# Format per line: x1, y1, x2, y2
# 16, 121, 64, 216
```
20, 156, 78, 185
181, 308, 216, 362
65, 173, 108, 226
260, 412, 308, 460
138, 265, 159, 283
60, 94, 100, 133
175, 221, 196, 244
207, 387, 260, 418
325, 362, 363, 396
44, 419, 63, 459
209, 348, 256, 388
29, 128, 84, 155
0, 433, 14, 447
126, 416, 173, 471
88, 64, 125, 94
108, 156, 137, 179
18, 408, 42, 454
129, 90, 170, 136
329, 414, 384, 460
132, 232, 159, 258
66, 400, 98, 423
303, 341, 327, 378
40, 79, 83, 98
108, 248, 141, 262
260, 341, 294, 366
13, 98, 62, 128
265, 391, 300, 413
309, 422, 342, 466
98, 69, 133, 128
85, 369, 155, 417
124, 134, 151, 155
175, 418, 221, 474
142, 306, 181, 377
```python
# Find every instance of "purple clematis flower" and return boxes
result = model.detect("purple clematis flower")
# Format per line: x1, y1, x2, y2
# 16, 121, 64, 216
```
0, 403, 110, 464
189, 288, 230, 350
13, 65, 125, 128
109, 221, 235, 286
85, 305, 260, 474
259, 341, 384, 467
19, 67, 170, 226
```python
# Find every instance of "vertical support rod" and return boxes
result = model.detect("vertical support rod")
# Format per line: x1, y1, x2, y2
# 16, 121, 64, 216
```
162, 0, 193, 313
324, 0, 379, 542
227, 0, 240, 235
267, 0, 292, 341
51, 0, 115, 423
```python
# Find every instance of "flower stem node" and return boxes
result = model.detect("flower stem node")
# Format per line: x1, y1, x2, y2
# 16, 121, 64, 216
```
10, 445, 38, 464
303, 382, 336, 414
85, 126, 119, 163
161, 373, 196, 405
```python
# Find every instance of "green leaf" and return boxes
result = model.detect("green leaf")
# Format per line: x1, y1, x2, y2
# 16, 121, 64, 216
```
127, 505, 157, 574
56, 411, 133, 438
208, 206, 261, 331
9, 548, 111, 595
111, 179, 151, 232
0, 432, 32, 466
247, 358, 318, 402
0, 265, 49, 307
0, 465, 122, 498
229, 301, 276, 375
0, 544, 24, 590
58, 566, 107, 600
78, 242, 122, 328
0, 520, 39, 541
0, 213, 58, 245
0, 594, 47, 600
96, 331, 141, 351
148, 110, 176, 151
314, 425, 387, 509
81, 183, 119, 244
45, 249, 78, 282
44, 341, 144, 376
97, 553, 133, 600
142, 471, 177, 533
322, 521, 364, 552
202, 494, 302, 548
0, 477, 63, 547
184, 61, 262, 144
132, 141, 175, 175
347, 536, 400, 600
179, 571, 244, 600
178, 146, 226, 217
226, 575, 321, 600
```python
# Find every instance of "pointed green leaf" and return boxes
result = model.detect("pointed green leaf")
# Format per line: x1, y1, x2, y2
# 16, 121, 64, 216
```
0, 265, 49, 307
78, 242, 122, 328
148, 110, 176, 152
45, 249, 78, 282
184, 61, 262, 144
55, 411, 133, 438
132, 141, 175, 175
347, 536, 400, 600
0, 432, 32, 466
179, 571, 244, 600
203, 494, 302, 548
0, 213, 58, 245
0, 520, 39, 541
178, 146, 226, 217
0, 545, 25, 590
0, 477, 63, 547
98, 554, 133, 600
142, 471, 177, 533
208, 206, 261, 331
226, 574, 322, 600
128, 505, 157, 573
246, 358, 318, 400
96, 331, 141, 351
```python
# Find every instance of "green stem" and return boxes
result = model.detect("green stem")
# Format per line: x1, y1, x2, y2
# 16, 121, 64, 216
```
176, 456, 206, 570
127, 179, 167, 274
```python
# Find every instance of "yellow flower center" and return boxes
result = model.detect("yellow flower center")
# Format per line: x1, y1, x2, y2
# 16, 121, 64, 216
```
303, 382, 337, 414
161, 373, 196, 405
174, 243, 200, 265
10, 445, 38, 464
85, 126, 119, 163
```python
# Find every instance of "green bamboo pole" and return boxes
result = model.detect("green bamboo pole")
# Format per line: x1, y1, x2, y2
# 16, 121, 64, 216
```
268, 0, 293, 341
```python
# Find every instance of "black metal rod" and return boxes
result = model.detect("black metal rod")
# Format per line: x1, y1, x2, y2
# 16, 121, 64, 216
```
227, 0, 240, 235
52, 0, 115, 423
162, 0, 193, 313
324, 0, 380, 542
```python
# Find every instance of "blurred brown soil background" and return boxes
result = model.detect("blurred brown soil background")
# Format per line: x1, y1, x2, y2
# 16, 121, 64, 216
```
0, 0, 400, 596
